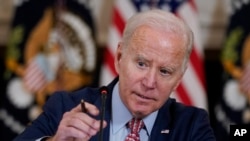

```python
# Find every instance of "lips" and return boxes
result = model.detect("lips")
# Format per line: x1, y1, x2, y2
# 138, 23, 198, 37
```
135, 93, 155, 101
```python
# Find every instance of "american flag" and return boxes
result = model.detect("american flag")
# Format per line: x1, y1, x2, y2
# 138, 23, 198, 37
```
23, 57, 47, 93
99, 0, 207, 110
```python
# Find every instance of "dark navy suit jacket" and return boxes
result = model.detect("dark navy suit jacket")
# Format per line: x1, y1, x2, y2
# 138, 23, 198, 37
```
14, 78, 216, 141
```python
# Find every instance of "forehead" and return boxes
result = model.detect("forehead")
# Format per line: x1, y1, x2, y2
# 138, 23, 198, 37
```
128, 26, 186, 57
122, 28, 185, 73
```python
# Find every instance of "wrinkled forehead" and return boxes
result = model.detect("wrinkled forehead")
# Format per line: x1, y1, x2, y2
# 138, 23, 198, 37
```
133, 25, 186, 41
129, 25, 187, 50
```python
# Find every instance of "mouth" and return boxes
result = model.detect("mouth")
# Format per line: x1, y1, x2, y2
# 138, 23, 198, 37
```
135, 93, 156, 101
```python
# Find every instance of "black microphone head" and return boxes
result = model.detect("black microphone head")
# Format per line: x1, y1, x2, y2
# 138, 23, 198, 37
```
100, 86, 108, 95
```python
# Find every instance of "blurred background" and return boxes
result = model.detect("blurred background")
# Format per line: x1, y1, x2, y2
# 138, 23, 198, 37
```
0, 0, 249, 140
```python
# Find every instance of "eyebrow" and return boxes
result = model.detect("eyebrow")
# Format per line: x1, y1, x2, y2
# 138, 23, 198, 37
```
136, 54, 150, 62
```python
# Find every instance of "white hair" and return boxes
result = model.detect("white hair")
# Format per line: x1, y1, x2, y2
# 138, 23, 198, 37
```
121, 9, 194, 71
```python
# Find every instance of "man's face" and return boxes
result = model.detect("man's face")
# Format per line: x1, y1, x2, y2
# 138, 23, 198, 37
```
115, 26, 187, 118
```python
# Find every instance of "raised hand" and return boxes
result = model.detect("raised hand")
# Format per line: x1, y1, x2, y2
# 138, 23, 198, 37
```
48, 101, 107, 141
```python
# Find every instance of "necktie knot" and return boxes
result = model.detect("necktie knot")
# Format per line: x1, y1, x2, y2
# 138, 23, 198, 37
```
125, 118, 144, 141
128, 118, 144, 133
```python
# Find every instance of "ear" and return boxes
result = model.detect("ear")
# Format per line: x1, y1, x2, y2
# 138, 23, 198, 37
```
114, 42, 123, 74
173, 78, 182, 91
173, 59, 188, 91
172, 71, 186, 91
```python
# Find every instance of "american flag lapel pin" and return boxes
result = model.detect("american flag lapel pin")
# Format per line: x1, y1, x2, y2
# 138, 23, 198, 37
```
161, 129, 170, 134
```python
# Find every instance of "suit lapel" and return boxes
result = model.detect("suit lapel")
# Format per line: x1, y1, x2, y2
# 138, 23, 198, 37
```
150, 99, 173, 141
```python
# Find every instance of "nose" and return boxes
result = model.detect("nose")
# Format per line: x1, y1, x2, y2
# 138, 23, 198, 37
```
142, 69, 157, 89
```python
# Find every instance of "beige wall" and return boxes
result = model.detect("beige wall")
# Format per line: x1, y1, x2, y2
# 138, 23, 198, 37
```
0, 0, 14, 46
196, 0, 231, 49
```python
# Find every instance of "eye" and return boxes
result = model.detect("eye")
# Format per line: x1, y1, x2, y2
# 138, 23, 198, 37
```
160, 68, 171, 76
137, 61, 147, 68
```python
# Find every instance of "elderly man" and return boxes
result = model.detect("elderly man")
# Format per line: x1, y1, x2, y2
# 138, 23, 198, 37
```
14, 9, 216, 141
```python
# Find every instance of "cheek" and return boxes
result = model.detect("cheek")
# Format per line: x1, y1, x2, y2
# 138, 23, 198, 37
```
119, 62, 133, 81
121, 68, 140, 87
157, 81, 176, 100
120, 60, 140, 79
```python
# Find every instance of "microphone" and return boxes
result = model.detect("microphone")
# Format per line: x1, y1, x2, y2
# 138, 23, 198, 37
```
98, 86, 108, 141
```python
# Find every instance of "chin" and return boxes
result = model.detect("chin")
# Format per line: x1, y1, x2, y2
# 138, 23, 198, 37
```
128, 100, 154, 118
131, 108, 151, 118
133, 111, 146, 118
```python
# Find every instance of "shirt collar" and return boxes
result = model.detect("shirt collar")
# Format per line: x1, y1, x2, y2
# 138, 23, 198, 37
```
111, 82, 158, 134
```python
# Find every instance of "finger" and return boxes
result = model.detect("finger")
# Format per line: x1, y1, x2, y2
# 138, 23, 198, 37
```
55, 112, 108, 140
75, 138, 90, 141
63, 110, 102, 134
85, 102, 100, 116
103, 120, 107, 129
54, 124, 91, 140
56, 112, 96, 140
69, 113, 108, 135
67, 116, 99, 136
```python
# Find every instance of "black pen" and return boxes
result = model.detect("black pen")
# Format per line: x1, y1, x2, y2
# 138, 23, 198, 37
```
81, 99, 87, 113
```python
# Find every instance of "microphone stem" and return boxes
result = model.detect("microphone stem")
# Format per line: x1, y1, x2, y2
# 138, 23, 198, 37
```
98, 94, 106, 141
